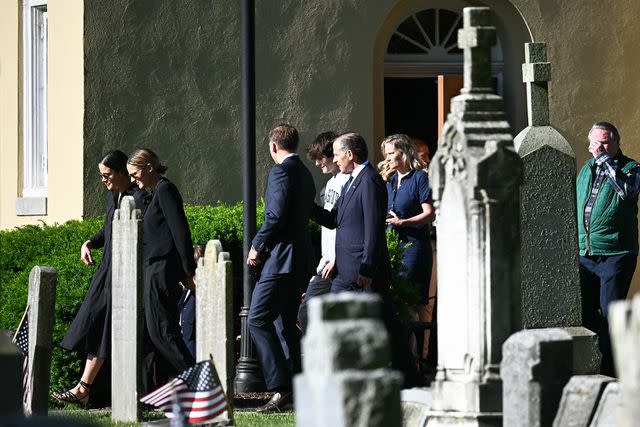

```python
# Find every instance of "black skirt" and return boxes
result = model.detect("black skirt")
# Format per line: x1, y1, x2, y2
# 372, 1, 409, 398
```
60, 253, 112, 358
142, 255, 195, 374
60, 185, 141, 360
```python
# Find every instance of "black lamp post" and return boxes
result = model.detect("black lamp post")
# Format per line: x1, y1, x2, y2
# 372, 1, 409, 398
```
234, 0, 265, 393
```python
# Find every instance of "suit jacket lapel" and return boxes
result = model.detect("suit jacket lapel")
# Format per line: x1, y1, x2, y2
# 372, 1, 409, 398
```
337, 164, 368, 223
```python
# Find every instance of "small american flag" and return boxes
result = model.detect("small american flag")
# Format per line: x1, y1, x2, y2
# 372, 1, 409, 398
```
140, 360, 230, 424
12, 306, 29, 402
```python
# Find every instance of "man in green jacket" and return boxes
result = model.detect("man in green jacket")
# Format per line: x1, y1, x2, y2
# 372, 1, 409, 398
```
577, 121, 640, 376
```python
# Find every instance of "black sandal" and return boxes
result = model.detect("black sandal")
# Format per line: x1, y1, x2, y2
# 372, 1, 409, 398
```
52, 380, 91, 406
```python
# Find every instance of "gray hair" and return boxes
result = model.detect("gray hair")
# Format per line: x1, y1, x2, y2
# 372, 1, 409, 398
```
589, 122, 620, 144
334, 132, 368, 162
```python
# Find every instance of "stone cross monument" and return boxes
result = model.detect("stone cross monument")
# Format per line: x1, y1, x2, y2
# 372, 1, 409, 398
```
513, 43, 600, 375
521, 42, 550, 127
196, 239, 234, 396
514, 43, 582, 329
111, 196, 143, 423
428, 8, 522, 426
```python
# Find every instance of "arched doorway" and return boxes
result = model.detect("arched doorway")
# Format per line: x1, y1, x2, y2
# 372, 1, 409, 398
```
373, 0, 532, 161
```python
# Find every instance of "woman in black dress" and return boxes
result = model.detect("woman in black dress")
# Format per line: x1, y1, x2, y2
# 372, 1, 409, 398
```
54, 150, 139, 405
126, 148, 196, 380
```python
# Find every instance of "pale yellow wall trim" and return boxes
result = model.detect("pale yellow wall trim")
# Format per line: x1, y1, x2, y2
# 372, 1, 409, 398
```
46, 0, 84, 226
0, 1, 21, 229
0, 0, 84, 230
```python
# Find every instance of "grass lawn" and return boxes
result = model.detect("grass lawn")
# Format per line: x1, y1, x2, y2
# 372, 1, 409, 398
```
52, 409, 295, 427
233, 412, 295, 427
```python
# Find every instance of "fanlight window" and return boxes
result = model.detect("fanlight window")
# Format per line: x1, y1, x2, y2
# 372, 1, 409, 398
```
387, 9, 463, 61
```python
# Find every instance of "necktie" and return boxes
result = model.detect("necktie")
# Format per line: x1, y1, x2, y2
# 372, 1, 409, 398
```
342, 175, 353, 195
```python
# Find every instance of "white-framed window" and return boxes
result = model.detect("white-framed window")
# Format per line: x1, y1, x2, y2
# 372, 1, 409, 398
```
22, 0, 48, 198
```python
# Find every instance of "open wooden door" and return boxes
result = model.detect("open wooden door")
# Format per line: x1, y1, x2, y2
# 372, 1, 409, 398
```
437, 75, 464, 142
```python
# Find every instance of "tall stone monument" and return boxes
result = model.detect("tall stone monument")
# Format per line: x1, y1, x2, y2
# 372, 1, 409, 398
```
111, 196, 143, 423
513, 42, 582, 329
294, 293, 402, 427
428, 7, 522, 426
196, 239, 234, 395
513, 42, 600, 375
25, 266, 57, 416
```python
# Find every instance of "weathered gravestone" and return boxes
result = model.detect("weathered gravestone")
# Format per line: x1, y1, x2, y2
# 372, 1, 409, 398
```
111, 196, 143, 423
562, 327, 600, 376
294, 293, 402, 427
608, 294, 640, 426
195, 239, 233, 396
0, 331, 22, 418
513, 42, 600, 375
402, 388, 432, 427
553, 375, 615, 427
588, 382, 622, 427
426, 7, 522, 426
25, 266, 57, 416
501, 328, 573, 427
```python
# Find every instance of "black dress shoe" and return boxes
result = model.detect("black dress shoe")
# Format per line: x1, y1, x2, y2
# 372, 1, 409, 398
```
256, 391, 294, 413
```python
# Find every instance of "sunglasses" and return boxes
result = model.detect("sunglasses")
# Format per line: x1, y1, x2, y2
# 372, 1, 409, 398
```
128, 169, 144, 180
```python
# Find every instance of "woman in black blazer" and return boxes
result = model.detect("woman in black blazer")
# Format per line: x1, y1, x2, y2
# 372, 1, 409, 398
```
54, 150, 139, 405
126, 148, 196, 380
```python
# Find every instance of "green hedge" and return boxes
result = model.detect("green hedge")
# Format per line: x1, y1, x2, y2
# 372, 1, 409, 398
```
0, 202, 264, 405
0, 201, 412, 406
0, 219, 103, 405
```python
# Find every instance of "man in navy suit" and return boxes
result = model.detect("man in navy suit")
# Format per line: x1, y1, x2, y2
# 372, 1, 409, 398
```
247, 124, 316, 412
312, 132, 391, 293
313, 132, 421, 387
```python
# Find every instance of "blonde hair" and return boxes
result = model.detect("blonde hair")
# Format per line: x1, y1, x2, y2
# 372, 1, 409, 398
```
193, 245, 204, 263
377, 134, 427, 181
128, 148, 168, 174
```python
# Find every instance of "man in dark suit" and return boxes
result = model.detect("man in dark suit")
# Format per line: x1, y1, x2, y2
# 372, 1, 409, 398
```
247, 124, 316, 412
313, 132, 420, 387
312, 132, 391, 293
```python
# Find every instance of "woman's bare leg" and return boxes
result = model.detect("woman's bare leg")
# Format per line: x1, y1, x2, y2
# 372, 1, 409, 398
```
408, 305, 421, 370
64, 355, 105, 396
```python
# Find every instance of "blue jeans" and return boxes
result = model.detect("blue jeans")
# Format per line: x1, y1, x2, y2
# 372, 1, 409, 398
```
297, 275, 332, 333
579, 253, 637, 376
178, 289, 196, 359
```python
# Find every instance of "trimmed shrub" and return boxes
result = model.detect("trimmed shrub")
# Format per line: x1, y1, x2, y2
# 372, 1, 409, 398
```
0, 200, 411, 406
0, 219, 103, 404
386, 229, 421, 323
0, 202, 265, 406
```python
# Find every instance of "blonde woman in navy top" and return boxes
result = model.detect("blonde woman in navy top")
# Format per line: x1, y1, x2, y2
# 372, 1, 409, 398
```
380, 134, 435, 294
379, 134, 436, 376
